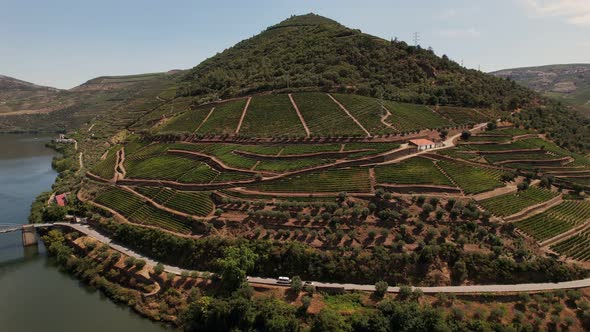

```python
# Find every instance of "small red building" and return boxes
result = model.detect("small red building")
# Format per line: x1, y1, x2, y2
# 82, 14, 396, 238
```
55, 193, 68, 207
409, 139, 436, 151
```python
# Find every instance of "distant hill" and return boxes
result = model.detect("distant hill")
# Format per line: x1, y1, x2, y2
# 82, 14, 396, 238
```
71, 71, 182, 92
491, 64, 590, 117
0, 72, 179, 132
0, 75, 65, 115
180, 13, 534, 110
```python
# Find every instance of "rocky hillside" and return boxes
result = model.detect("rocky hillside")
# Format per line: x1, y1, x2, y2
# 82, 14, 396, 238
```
492, 64, 590, 117
180, 14, 534, 110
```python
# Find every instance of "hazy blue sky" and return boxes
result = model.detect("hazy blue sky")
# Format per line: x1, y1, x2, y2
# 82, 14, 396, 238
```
1, 0, 589, 89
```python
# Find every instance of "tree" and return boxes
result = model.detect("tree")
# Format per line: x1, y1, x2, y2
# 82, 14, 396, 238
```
216, 245, 258, 293
375, 281, 388, 298
311, 309, 350, 332
43, 205, 67, 222
460, 131, 471, 140
517, 182, 529, 191
291, 276, 303, 293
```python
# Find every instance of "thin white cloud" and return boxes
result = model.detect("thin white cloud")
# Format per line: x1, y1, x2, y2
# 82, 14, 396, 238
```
438, 27, 481, 38
520, 0, 590, 27
437, 8, 458, 20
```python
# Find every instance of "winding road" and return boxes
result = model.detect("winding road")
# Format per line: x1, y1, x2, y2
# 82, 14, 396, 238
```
50, 222, 590, 294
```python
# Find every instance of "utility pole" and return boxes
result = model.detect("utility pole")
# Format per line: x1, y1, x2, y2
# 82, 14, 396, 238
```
413, 32, 420, 47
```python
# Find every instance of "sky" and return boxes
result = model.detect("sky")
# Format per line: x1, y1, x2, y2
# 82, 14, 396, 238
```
1, 0, 589, 89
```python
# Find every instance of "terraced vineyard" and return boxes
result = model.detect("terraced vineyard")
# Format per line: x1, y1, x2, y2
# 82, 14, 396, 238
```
195, 98, 247, 135
484, 152, 556, 164
125, 155, 217, 183
253, 158, 333, 172
487, 128, 537, 136
435, 106, 489, 125
280, 144, 341, 155
91, 146, 119, 179
292, 92, 366, 136
332, 93, 397, 135
551, 229, 590, 262
249, 167, 372, 193
135, 187, 214, 217
438, 161, 507, 194
479, 186, 559, 217
462, 135, 511, 143
239, 94, 306, 137
375, 157, 453, 186
514, 200, 590, 241
382, 100, 451, 131
170, 143, 259, 169
343, 142, 400, 158
94, 186, 192, 233
158, 105, 212, 133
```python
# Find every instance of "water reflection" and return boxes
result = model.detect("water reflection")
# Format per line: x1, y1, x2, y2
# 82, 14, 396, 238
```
0, 135, 171, 332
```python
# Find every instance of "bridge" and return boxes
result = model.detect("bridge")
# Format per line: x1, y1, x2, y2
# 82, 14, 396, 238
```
0, 223, 56, 246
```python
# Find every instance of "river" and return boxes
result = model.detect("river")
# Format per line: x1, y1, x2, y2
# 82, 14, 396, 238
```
0, 135, 171, 331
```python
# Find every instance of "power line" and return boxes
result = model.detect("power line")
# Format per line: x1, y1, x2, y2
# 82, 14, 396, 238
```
413, 32, 420, 46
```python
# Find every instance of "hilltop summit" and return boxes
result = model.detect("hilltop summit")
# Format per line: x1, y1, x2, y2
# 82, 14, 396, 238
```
180, 14, 532, 110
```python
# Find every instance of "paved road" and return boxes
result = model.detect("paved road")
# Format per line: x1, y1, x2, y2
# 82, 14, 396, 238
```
47, 223, 590, 294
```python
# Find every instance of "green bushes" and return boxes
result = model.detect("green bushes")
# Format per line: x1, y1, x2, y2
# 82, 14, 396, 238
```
100, 220, 588, 286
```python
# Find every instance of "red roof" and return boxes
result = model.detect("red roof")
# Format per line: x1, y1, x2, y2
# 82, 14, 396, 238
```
55, 194, 67, 207
409, 139, 435, 146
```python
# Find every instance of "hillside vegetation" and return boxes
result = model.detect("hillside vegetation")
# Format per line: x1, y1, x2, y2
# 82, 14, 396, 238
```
180, 14, 534, 110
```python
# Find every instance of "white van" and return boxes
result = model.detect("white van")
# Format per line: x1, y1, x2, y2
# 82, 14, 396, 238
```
277, 276, 291, 284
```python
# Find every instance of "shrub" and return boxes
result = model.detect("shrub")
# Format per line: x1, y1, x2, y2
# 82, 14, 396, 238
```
154, 263, 164, 276
135, 259, 146, 270
398, 285, 412, 300
291, 276, 303, 293
124, 256, 135, 268
375, 281, 388, 298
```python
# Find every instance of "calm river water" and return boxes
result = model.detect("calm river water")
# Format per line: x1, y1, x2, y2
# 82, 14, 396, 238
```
0, 135, 171, 331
